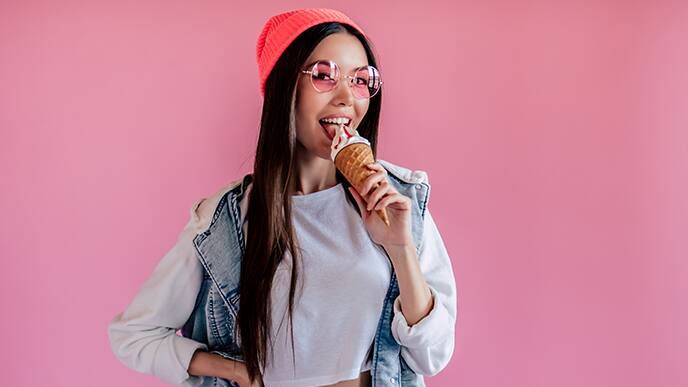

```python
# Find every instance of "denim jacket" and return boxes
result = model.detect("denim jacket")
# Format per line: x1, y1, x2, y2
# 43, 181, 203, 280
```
108, 159, 456, 386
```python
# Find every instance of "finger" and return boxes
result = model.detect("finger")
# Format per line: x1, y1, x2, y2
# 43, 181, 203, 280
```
348, 186, 365, 212
366, 162, 385, 172
365, 163, 387, 178
375, 193, 411, 211
360, 170, 389, 197
366, 180, 392, 211
348, 186, 369, 220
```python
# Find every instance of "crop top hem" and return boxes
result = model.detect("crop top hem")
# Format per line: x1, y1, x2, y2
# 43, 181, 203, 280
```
263, 366, 371, 387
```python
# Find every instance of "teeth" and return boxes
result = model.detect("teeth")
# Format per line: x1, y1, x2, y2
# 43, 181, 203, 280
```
320, 117, 351, 125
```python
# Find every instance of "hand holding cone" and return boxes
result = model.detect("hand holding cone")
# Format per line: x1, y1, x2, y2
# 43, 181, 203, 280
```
331, 124, 390, 227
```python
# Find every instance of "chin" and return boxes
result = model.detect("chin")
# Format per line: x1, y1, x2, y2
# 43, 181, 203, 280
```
299, 142, 333, 162
318, 151, 333, 162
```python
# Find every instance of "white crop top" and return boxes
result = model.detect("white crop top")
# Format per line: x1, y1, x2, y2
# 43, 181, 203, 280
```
260, 182, 392, 387
107, 176, 457, 387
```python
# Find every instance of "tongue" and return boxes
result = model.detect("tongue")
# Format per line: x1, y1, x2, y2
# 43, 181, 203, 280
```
319, 122, 336, 139
321, 122, 341, 129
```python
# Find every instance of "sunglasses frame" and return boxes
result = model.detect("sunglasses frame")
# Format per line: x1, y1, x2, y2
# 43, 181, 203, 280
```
300, 59, 383, 99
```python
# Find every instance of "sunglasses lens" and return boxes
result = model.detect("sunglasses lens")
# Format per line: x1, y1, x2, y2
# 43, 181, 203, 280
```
308, 61, 382, 98
310, 60, 339, 92
352, 66, 382, 99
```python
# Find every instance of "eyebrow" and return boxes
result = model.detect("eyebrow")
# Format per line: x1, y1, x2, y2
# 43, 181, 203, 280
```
304, 59, 369, 70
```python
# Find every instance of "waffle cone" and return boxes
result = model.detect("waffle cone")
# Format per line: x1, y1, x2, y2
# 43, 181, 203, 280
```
334, 143, 390, 226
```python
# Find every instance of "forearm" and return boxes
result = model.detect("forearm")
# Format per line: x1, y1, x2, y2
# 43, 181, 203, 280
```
188, 349, 239, 380
384, 243, 433, 326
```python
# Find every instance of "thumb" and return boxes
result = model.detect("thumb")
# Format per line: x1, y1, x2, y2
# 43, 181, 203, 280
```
348, 186, 369, 220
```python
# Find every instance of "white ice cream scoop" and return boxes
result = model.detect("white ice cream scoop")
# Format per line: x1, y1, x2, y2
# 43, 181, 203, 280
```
330, 124, 371, 162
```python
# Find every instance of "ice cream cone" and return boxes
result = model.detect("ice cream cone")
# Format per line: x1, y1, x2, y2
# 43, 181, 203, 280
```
333, 136, 391, 227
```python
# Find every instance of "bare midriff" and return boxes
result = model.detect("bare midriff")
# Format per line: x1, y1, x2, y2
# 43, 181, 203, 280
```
319, 370, 371, 387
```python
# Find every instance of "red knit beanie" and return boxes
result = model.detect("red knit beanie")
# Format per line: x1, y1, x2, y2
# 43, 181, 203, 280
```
256, 8, 367, 96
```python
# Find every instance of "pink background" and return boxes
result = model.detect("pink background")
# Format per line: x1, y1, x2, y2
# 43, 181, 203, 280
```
1, 1, 686, 386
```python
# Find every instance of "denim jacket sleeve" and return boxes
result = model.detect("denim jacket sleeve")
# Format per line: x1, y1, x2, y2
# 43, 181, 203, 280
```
107, 198, 209, 386
390, 207, 458, 376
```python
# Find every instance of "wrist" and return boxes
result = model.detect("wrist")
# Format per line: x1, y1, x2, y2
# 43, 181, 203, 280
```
222, 358, 244, 382
188, 350, 241, 381
383, 243, 416, 262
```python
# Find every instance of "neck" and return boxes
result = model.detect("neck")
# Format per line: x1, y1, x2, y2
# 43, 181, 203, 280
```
292, 145, 338, 195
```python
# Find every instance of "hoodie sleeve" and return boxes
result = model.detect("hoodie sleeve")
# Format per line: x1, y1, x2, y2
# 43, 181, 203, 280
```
107, 198, 210, 386
390, 208, 458, 376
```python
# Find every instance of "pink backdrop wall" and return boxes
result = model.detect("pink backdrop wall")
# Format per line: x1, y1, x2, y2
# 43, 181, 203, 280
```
1, 1, 686, 386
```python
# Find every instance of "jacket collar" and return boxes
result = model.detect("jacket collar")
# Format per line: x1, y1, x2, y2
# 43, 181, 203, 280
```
192, 173, 252, 308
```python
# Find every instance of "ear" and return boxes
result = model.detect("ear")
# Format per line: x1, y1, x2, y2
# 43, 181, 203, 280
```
348, 186, 369, 221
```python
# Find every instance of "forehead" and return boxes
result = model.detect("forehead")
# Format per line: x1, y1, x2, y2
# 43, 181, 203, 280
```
305, 32, 369, 72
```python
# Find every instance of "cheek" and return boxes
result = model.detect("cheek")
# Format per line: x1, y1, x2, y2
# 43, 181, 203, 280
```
294, 101, 322, 143
296, 94, 329, 126
355, 100, 370, 121
295, 97, 314, 128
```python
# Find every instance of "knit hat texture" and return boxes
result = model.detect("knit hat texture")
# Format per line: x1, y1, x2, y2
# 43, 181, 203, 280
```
256, 8, 367, 96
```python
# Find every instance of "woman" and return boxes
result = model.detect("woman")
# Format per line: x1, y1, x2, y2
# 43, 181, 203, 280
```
108, 8, 457, 387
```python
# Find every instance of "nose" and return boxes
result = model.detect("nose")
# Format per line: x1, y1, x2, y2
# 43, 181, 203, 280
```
330, 76, 355, 105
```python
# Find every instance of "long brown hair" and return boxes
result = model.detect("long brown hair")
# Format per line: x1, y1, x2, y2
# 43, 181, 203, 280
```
238, 22, 383, 383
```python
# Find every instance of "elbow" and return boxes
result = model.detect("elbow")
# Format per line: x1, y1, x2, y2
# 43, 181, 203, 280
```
107, 314, 124, 358
107, 315, 133, 368
107, 313, 149, 373
425, 349, 452, 377
403, 335, 455, 377
427, 344, 455, 376
425, 345, 454, 377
